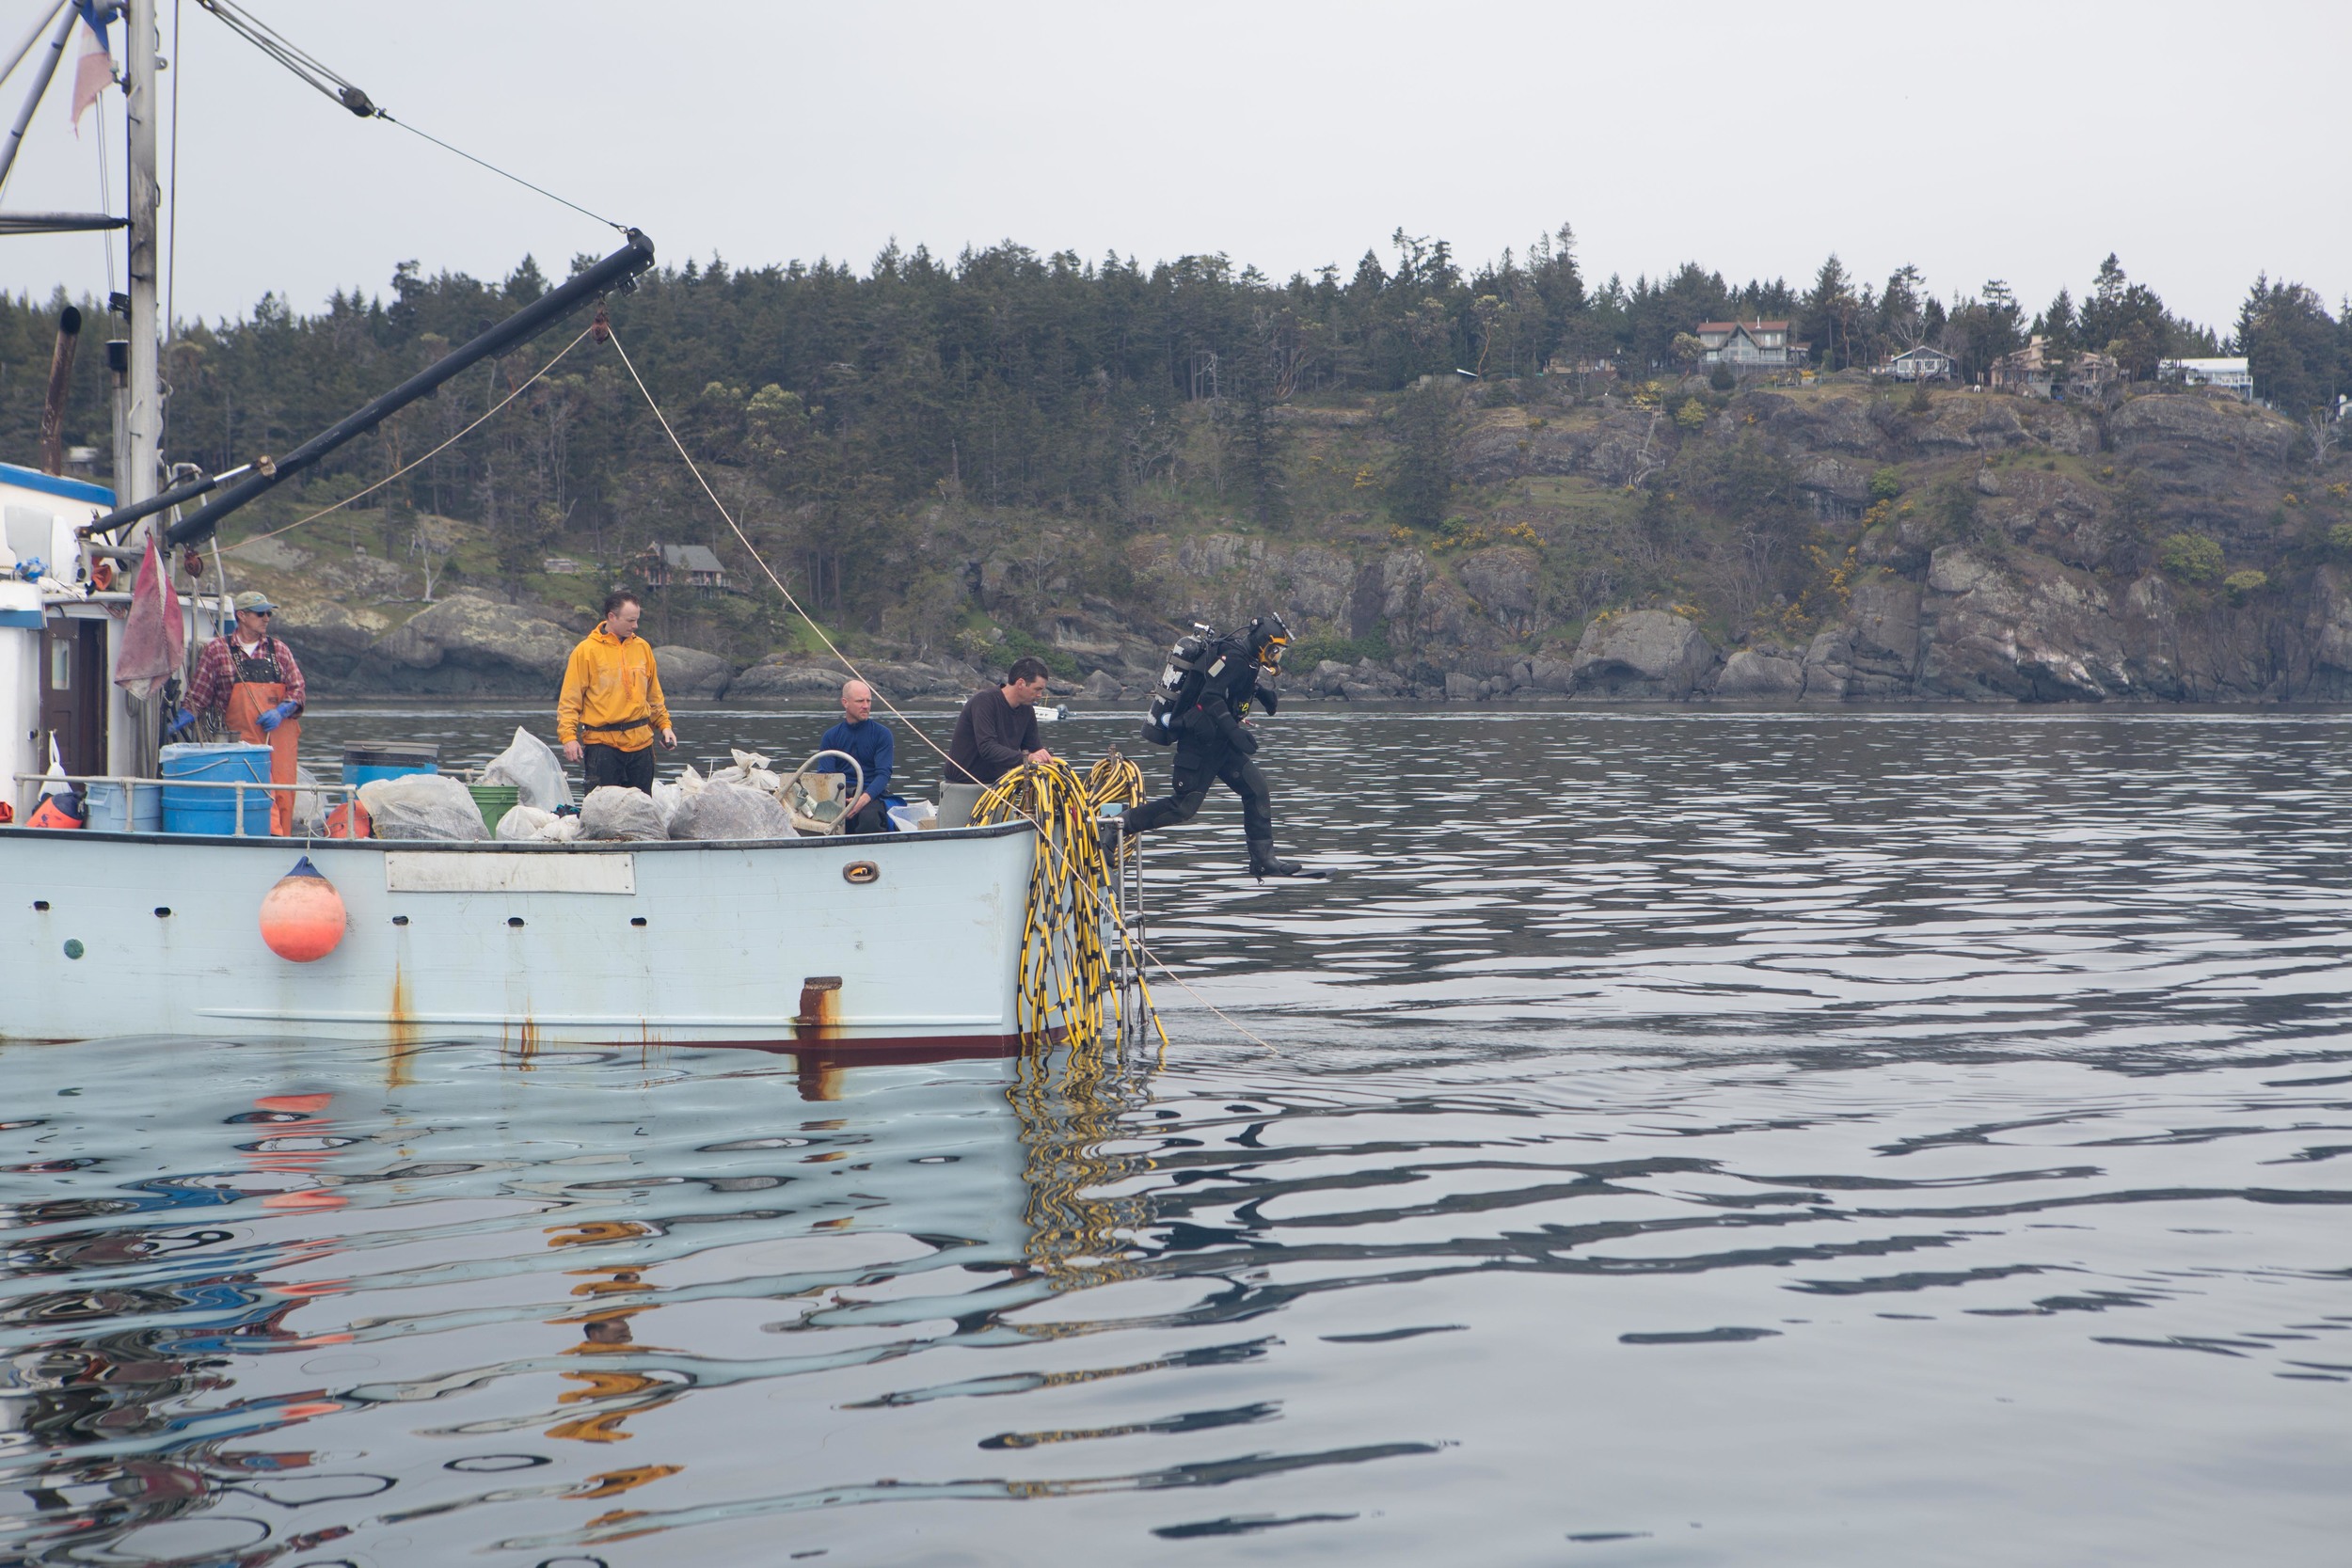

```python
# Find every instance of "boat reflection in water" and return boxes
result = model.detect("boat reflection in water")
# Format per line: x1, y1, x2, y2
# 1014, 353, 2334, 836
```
0, 1026, 1163, 1562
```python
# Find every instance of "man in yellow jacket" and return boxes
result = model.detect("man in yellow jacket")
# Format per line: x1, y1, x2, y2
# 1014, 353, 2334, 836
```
557, 591, 675, 794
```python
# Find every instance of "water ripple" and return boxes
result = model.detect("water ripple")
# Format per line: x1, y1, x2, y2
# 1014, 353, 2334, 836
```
5, 710, 2351, 1564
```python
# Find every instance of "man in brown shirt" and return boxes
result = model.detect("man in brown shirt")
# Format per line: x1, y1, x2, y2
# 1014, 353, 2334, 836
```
945, 657, 1056, 789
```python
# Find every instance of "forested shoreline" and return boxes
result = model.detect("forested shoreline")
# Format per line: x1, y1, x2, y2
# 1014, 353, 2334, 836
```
2, 226, 2349, 705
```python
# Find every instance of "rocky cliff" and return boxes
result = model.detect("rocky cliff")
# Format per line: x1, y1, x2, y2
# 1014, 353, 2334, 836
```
235, 381, 2348, 707
1103, 384, 2348, 705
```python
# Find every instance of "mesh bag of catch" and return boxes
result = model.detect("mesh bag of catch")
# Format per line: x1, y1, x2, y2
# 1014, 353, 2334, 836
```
579, 785, 667, 841
358, 774, 488, 841
669, 779, 797, 841
479, 726, 573, 810
497, 802, 557, 841
650, 779, 687, 834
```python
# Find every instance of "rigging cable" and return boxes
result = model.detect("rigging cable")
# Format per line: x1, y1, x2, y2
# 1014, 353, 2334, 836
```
605, 325, 1276, 1057
194, 0, 627, 234
94, 84, 114, 293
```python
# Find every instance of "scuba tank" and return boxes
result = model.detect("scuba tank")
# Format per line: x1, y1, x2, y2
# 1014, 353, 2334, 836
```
1143, 624, 1218, 746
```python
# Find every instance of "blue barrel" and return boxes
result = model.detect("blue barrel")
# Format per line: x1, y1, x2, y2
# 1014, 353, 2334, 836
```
86, 780, 163, 832
161, 743, 273, 835
343, 741, 439, 788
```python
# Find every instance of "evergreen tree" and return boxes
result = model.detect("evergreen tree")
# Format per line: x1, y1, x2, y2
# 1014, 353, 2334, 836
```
2236, 277, 2344, 416
1802, 255, 1858, 369
1384, 380, 1455, 530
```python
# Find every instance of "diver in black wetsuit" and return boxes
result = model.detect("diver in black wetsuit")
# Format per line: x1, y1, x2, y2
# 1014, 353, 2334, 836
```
1114, 613, 1319, 879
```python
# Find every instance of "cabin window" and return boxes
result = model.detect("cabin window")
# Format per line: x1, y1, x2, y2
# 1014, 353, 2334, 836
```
50, 641, 71, 689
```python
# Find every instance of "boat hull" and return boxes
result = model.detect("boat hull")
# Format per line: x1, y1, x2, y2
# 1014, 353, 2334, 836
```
2, 823, 1037, 1046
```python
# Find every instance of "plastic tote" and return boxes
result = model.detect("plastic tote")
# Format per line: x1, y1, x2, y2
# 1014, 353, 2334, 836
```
161, 743, 273, 834
85, 780, 163, 832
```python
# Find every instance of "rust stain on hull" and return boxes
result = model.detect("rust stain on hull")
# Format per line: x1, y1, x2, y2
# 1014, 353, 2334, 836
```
794, 977, 845, 1100
387, 966, 417, 1090
510, 1013, 543, 1068
793, 976, 844, 1041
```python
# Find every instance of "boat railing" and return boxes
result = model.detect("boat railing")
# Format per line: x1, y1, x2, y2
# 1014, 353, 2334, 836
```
9, 770, 359, 834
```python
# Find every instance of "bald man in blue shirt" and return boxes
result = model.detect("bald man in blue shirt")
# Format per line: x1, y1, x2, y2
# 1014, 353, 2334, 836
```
818, 678, 895, 834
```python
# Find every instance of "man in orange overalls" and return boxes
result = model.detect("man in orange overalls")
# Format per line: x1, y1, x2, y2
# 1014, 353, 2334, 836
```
169, 590, 306, 835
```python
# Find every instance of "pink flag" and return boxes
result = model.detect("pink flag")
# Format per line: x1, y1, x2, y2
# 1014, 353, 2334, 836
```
70, 16, 110, 138
115, 536, 184, 700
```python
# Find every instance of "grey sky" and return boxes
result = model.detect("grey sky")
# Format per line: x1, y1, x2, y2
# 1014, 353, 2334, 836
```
1, 1, 2344, 335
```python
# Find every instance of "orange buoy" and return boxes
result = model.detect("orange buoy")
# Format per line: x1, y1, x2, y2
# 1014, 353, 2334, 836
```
260, 855, 347, 962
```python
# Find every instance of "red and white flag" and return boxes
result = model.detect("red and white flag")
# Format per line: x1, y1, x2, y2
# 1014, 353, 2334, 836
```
69, 13, 112, 138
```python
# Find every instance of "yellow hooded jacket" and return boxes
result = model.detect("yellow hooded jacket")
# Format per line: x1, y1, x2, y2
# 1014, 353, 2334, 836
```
557, 626, 670, 752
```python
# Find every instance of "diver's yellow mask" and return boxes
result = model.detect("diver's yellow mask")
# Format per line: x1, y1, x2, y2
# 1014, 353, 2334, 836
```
1256, 635, 1289, 672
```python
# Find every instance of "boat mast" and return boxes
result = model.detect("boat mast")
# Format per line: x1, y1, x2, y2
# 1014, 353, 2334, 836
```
122, 0, 159, 524
102, 0, 164, 781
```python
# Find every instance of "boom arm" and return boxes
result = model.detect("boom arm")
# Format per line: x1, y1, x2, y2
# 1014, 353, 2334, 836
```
135, 229, 655, 547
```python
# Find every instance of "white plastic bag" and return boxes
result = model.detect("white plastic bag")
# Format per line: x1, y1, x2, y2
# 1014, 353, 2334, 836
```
579, 785, 666, 841
292, 765, 327, 835
497, 802, 556, 841
536, 816, 582, 843
479, 726, 572, 810
358, 774, 488, 841
669, 779, 797, 841
706, 757, 782, 796
885, 800, 936, 833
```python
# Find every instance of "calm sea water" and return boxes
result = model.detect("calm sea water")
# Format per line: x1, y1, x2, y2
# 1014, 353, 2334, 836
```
6, 706, 2350, 1566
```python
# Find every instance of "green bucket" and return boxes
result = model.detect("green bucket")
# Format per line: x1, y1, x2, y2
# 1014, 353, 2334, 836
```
468, 783, 520, 837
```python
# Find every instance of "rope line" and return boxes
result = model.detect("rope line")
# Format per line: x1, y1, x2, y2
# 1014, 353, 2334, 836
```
604, 328, 957, 772
195, 0, 627, 232
238, 324, 593, 546
606, 326, 1281, 1056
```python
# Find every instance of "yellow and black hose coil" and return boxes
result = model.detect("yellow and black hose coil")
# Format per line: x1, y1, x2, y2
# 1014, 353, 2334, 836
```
973, 752, 1157, 1052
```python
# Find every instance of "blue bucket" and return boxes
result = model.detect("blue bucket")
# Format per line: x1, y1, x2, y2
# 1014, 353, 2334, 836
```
86, 780, 163, 833
161, 743, 273, 835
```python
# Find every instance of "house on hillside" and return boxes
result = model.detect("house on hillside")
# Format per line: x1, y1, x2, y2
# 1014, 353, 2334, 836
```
1544, 355, 1617, 383
1882, 344, 1956, 382
1990, 337, 2120, 400
638, 543, 732, 596
1694, 320, 1807, 371
2161, 356, 2254, 401
1990, 338, 2052, 396
2066, 351, 2122, 399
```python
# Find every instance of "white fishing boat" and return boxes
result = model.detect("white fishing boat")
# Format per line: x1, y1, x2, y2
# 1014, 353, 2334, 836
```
1, 820, 1040, 1048
0, 1, 1126, 1053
